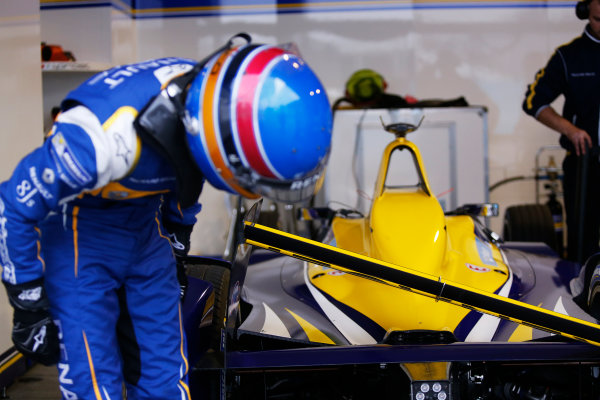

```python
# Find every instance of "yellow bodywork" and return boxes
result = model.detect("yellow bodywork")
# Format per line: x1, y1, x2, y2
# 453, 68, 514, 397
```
307, 136, 509, 335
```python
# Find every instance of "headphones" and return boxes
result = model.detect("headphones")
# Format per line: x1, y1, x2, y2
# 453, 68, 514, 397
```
576, 0, 591, 20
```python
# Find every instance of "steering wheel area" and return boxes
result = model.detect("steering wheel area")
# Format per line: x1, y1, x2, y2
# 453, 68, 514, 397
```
380, 115, 424, 138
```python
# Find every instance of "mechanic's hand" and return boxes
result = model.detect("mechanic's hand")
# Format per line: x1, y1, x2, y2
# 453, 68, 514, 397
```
4, 279, 60, 365
565, 128, 592, 156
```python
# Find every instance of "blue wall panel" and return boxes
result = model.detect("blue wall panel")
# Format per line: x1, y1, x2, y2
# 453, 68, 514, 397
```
40, 0, 576, 18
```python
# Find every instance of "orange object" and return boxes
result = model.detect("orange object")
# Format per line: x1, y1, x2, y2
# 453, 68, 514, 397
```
41, 42, 76, 62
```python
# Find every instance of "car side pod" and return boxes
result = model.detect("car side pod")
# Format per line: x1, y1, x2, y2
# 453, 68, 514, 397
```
241, 219, 600, 348
185, 201, 259, 400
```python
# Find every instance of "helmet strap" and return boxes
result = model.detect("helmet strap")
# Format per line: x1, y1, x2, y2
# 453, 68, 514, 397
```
132, 33, 252, 207
169, 32, 253, 120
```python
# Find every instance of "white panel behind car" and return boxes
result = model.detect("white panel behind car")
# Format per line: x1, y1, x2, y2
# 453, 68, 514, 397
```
320, 107, 488, 215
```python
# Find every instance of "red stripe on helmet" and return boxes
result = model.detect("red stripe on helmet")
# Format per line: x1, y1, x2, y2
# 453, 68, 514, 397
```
235, 46, 285, 179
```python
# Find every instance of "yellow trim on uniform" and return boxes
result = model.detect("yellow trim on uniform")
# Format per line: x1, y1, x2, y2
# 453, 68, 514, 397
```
45, 124, 57, 139
178, 304, 189, 374
87, 182, 169, 200
82, 331, 103, 400
525, 38, 577, 111
525, 68, 545, 111
155, 212, 170, 240
179, 381, 191, 400
101, 106, 138, 130
129, 135, 142, 175
72, 206, 79, 277
35, 227, 46, 272
101, 106, 142, 176
178, 304, 191, 399
285, 308, 335, 344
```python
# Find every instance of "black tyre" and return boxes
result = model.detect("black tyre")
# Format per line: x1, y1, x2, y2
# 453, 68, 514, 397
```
503, 204, 558, 251
186, 263, 230, 351
576, 252, 600, 318
588, 282, 600, 320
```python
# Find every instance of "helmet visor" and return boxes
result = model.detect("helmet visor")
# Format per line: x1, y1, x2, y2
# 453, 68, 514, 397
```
235, 158, 328, 204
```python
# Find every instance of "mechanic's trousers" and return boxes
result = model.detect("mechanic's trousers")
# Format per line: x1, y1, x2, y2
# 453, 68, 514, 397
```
40, 200, 190, 400
563, 153, 600, 263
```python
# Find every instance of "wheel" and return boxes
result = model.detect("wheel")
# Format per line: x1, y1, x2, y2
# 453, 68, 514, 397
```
588, 282, 600, 320
576, 253, 600, 318
186, 263, 230, 351
503, 204, 558, 251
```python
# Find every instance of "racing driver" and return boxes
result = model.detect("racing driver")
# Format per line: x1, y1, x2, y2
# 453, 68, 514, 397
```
0, 33, 332, 400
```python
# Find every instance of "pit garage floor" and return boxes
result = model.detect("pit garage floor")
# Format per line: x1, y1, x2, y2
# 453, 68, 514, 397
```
3, 364, 60, 400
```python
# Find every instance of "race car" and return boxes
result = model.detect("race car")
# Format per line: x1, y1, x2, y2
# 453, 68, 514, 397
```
181, 118, 600, 400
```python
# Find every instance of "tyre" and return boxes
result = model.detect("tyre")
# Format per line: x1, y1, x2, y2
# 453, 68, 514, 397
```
503, 204, 558, 251
186, 263, 230, 351
588, 282, 600, 320
576, 253, 600, 318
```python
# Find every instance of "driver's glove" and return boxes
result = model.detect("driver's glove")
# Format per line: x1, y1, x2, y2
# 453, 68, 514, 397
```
3, 278, 60, 365
164, 220, 193, 300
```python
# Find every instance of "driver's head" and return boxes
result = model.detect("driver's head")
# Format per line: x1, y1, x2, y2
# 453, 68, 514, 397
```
184, 39, 333, 203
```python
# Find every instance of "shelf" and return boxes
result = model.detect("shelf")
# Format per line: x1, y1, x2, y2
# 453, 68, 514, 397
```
42, 61, 112, 72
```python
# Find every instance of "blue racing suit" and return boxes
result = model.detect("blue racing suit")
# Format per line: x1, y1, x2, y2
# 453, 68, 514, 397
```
0, 57, 203, 399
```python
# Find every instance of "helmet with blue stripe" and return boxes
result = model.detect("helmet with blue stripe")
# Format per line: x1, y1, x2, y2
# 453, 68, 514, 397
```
184, 39, 332, 203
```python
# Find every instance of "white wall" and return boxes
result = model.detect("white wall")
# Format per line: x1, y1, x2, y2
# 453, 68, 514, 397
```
35, 3, 587, 253
0, 0, 585, 364
0, 0, 42, 357
125, 6, 583, 245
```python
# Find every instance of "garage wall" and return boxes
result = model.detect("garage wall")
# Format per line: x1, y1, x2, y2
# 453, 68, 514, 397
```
0, 2, 582, 257
34, 1, 583, 254
0, 0, 43, 359
0, 0, 584, 365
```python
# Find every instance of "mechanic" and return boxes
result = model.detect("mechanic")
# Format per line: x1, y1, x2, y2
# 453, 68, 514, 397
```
0, 34, 332, 400
522, 0, 600, 263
